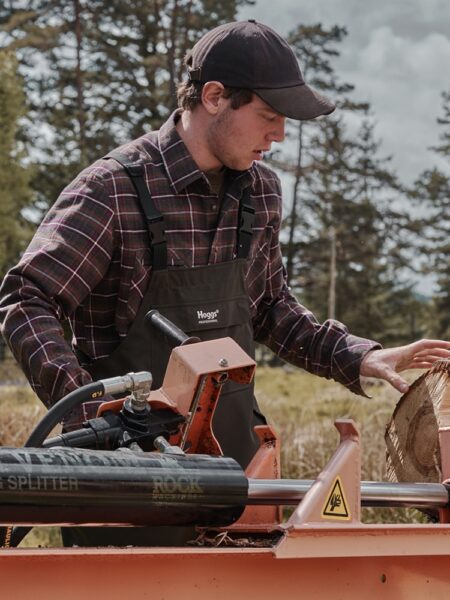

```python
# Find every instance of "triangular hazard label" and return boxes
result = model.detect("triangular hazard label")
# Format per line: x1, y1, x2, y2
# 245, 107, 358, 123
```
321, 477, 351, 520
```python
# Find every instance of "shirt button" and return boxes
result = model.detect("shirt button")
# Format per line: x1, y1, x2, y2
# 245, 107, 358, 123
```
211, 204, 217, 210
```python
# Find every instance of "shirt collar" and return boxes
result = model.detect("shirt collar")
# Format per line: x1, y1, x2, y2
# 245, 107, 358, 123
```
158, 110, 256, 195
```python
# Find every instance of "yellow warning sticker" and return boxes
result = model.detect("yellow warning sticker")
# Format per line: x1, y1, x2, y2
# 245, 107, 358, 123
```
321, 477, 351, 520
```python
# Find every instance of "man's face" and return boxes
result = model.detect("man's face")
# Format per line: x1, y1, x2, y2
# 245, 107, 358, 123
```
205, 94, 286, 171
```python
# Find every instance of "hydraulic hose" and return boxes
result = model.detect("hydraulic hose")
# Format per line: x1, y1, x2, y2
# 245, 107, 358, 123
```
26, 381, 105, 448
26, 372, 152, 448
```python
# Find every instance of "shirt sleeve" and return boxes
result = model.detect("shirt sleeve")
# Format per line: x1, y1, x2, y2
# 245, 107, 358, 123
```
251, 176, 381, 397
0, 173, 115, 407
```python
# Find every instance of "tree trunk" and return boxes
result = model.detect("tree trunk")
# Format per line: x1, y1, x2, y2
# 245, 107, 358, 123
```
286, 121, 303, 283
74, 0, 86, 165
167, 0, 180, 112
328, 224, 336, 319
176, 0, 194, 83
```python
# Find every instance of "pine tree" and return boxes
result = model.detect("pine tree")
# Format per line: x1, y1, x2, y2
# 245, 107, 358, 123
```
430, 91, 450, 337
435, 90, 450, 156
269, 23, 368, 284
412, 167, 450, 338
0, 50, 33, 280
265, 23, 422, 345
294, 114, 419, 344
1, 0, 101, 210
409, 90, 450, 338
1, 0, 253, 213
346, 116, 425, 344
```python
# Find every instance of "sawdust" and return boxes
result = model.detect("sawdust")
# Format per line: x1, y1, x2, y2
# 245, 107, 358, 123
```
188, 530, 283, 548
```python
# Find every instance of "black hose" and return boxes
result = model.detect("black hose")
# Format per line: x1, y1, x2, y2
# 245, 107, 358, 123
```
1, 380, 106, 548
25, 381, 105, 447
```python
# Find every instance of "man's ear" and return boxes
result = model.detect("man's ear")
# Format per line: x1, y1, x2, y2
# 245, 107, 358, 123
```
201, 81, 226, 115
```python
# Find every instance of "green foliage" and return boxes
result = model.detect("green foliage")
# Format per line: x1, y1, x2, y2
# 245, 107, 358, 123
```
0, 9, 443, 341
285, 113, 421, 344
433, 90, 450, 157
411, 91, 450, 339
0, 0, 253, 212
270, 24, 423, 345
0, 50, 33, 279
272, 23, 367, 282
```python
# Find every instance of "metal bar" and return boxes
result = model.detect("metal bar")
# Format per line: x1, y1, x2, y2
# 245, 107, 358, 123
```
248, 479, 450, 508
180, 374, 207, 450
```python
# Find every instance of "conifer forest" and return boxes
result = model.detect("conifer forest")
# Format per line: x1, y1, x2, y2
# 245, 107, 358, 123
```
0, 1, 449, 349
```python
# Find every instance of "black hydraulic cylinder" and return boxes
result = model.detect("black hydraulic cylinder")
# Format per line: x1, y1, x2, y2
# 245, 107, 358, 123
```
0, 447, 247, 527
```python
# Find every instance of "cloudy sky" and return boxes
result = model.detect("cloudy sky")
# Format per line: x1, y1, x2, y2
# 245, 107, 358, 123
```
239, 0, 450, 185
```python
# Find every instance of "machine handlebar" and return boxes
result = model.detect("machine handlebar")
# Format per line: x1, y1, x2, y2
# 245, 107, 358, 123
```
145, 309, 200, 348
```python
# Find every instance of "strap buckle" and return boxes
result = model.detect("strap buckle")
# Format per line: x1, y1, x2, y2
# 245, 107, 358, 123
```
148, 217, 166, 246
240, 206, 255, 235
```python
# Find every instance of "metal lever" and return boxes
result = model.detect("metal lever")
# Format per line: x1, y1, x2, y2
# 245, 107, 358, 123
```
145, 309, 200, 348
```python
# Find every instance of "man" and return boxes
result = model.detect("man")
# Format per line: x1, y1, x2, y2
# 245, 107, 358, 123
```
0, 21, 449, 545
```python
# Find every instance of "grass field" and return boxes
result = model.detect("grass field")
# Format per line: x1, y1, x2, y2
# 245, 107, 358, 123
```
255, 365, 426, 524
0, 359, 426, 547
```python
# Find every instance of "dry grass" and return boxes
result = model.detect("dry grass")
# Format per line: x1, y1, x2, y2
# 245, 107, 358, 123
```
254, 366, 427, 524
0, 357, 47, 447
0, 361, 427, 547
0, 386, 46, 447
0, 359, 62, 546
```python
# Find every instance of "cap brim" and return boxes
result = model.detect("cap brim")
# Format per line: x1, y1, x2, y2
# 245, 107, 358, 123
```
254, 83, 335, 120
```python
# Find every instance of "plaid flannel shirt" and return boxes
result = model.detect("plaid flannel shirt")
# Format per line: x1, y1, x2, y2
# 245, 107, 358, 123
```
0, 111, 380, 408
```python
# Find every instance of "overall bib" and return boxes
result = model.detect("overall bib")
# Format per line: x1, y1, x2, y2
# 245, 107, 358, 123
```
63, 153, 266, 547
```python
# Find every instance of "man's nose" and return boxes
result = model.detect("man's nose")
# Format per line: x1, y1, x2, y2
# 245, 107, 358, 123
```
267, 118, 286, 143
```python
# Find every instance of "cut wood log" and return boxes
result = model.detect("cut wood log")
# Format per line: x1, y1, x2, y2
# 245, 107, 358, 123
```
385, 359, 450, 484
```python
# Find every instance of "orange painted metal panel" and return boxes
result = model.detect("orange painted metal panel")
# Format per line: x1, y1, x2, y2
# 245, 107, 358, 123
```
1, 543, 450, 600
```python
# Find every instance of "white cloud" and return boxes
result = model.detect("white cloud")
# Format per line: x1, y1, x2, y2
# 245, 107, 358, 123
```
239, 1, 450, 183
338, 27, 450, 181
240, 0, 450, 40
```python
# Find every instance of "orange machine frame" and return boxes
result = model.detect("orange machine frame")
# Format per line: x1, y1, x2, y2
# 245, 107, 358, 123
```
2, 339, 450, 598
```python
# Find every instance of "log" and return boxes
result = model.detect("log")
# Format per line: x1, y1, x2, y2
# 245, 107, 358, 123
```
385, 359, 450, 484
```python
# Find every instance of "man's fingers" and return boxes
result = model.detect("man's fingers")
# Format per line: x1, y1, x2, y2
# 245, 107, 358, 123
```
410, 339, 450, 352
411, 355, 449, 364
401, 342, 450, 369
414, 348, 450, 359
381, 366, 409, 393
390, 376, 409, 394
409, 362, 434, 369
397, 350, 450, 372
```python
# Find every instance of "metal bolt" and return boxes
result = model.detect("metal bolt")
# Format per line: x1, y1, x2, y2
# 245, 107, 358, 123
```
153, 436, 185, 455
218, 358, 228, 367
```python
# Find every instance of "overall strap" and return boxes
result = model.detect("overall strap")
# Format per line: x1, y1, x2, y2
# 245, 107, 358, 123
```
236, 186, 255, 259
105, 150, 168, 270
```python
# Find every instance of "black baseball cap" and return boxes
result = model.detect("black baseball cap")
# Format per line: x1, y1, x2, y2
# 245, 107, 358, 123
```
186, 20, 335, 121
